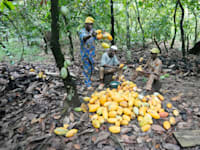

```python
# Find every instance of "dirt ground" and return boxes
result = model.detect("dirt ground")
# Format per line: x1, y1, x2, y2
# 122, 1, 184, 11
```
0, 43, 200, 150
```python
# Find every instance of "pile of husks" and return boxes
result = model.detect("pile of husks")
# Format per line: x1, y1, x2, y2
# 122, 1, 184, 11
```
82, 76, 179, 134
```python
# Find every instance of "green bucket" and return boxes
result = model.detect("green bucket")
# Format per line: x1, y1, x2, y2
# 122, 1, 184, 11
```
109, 81, 121, 89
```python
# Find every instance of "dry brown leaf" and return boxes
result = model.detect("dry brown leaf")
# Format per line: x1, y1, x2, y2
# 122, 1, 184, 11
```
49, 122, 56, 134
47, 148, 56, 150
162, 90, 169, 94
171, 93, 183, 101
155, 144, 160, 149
120, 127, 132, 134
17, 126, 25, 134
40, 119, 46, 131
74, 144, 81, 150
31, 118, 39, 124
92, 136, 96, 143
70, 112, 75, 122
39, 118, 44, 123
53, 115, 61, 120
152, 124, 165, 132
94, 131, 110, 144
121, 134, 129, 142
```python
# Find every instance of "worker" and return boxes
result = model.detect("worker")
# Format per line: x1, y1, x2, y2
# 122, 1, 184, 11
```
98, 45, 122, 89
79, 17, 97, 90
132, 48, 162, 93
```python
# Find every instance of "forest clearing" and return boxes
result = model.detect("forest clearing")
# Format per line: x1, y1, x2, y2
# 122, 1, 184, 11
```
0, 0, 200, 150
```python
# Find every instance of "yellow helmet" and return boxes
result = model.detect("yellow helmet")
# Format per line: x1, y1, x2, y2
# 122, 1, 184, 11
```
150, 48, 160, 54
85, 17, 94, 23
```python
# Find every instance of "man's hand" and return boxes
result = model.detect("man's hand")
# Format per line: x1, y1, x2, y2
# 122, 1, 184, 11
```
103, 65, 117, 69
83, 34, 92, 42
103, 64, 112, 68
111, 66, 118, 69
92, 30, 97, 37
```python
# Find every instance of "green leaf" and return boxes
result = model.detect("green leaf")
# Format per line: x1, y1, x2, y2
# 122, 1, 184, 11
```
3, 0, 15, 10
138, 1, 143, 7
0, 1, 5, 11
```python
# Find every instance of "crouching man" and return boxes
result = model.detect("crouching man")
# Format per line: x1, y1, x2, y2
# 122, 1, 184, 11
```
98, 45, 122, 89
132, 48, 162, 93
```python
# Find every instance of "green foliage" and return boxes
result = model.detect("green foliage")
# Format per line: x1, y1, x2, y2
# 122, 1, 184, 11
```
0, 0, 15, 11
0, 0, 200, 62
0, 40, 48, 63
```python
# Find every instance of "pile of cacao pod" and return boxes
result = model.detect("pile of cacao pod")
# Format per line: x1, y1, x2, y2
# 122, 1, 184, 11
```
82, 76, 179, 134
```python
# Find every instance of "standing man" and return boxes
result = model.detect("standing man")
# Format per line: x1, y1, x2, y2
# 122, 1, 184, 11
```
79, 17, 97, 90
132, 48, 162, 93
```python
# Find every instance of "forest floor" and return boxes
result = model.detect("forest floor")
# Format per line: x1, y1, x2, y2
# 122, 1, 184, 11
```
0, 43, 200, 150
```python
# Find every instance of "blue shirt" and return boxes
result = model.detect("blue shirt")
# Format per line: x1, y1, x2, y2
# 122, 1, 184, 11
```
100, 52, 119, 67
79, 28, 96, 58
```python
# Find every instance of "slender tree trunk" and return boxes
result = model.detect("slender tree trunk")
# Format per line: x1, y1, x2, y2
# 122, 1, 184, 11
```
125, 0, 131, 62
170, 0, 178, 49
126, 0, 130, 50
163, 40, 168, 53
187, 35, 189, 53
50, 0, 80, 110
115, 20, 120, 36
110, 0, 115, 45
153, 36, 162, 53
132, 5, 138, 33
3, 13, 25, 61
134, 0, 145, 48
63, 15, 74, 61
68, 31, 74, 61
193, 11, 198, 44
43, 31, 50, 54
178, 0, 185, 58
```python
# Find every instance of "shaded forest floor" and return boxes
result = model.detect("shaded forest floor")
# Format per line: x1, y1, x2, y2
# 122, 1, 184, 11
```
0, 43, 200, 150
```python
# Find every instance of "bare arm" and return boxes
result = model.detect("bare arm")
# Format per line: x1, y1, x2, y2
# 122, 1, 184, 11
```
83, 31, 97, 42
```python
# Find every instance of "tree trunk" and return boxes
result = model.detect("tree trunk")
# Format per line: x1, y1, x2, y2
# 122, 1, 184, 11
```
135, 0, 145, 48
132, 4, 138, 33
50, 0, 80, 111
68, 31, 74, 61
186, 35, 189, 53
170, 0, 178, 49
178, 0, 185, 58
63, 15, 75, 61
193, 10, 198, 44
43, 31, 50, 54
125, 0, 131, 62
110, 0, 115, 45
163, 40, 168, 53
153, 36, 162, 53
126, 0, 130, 50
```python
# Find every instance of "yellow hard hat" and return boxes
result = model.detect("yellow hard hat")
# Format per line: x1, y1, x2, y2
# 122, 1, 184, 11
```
85, 17, 94, 23
150, 48, 160, 54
